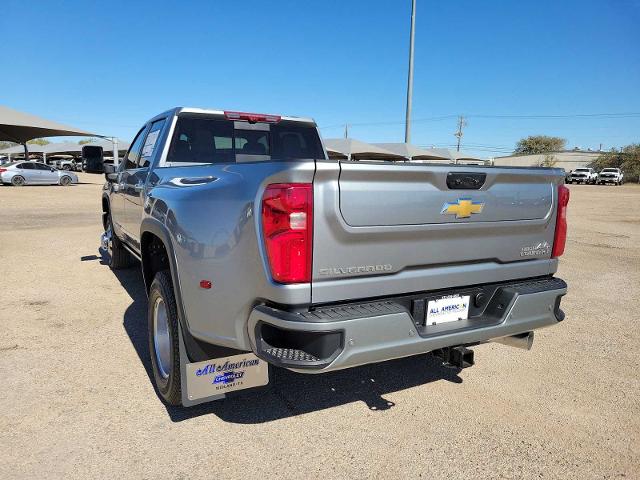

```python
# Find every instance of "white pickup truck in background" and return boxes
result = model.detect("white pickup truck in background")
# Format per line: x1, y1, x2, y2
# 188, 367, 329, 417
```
568, 167, 597, 184
597, 168, 624, 185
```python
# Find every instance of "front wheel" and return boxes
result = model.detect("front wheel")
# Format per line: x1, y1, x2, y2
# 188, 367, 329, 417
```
103, 212, 133, 269
60, 176, 72, 186
148, 270, 182, 406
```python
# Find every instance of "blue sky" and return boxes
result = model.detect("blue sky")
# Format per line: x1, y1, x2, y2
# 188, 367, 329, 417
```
2, 0, 639, 158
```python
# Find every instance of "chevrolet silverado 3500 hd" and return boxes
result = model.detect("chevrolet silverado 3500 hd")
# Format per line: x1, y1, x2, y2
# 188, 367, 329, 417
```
101, 107, 569, 406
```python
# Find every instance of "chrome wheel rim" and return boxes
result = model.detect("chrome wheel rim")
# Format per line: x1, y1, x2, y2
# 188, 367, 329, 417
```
153, 297, 171, 379
13, 176, 24, 186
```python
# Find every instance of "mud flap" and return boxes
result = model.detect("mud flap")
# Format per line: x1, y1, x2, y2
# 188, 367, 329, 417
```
178, 322, 270, 407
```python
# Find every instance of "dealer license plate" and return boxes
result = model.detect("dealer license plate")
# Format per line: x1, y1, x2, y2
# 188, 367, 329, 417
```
426, 295, 470, 325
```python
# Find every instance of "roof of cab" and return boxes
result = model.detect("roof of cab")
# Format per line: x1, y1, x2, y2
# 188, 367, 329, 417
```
168, 107, 316, 125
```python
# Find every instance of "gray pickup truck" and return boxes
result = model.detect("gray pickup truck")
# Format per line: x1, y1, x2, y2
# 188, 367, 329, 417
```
101, 107, 569, 407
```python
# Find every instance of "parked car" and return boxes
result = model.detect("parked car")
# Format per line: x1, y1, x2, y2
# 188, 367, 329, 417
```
567, 167, 597, 184
101, 107, 569, 407
597, 168, 624, 185
0, 161, 78, 186
56, 159, 77, 171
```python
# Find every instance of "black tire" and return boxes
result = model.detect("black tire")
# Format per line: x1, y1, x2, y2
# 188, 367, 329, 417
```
60, 176, 72, 186
11, 175, 25, 186
148, 270, 182, 406
63, 165, 71, 171
104, 212, 134, 269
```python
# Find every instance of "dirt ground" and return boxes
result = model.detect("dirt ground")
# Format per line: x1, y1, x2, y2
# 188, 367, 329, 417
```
1, 174, 639, 479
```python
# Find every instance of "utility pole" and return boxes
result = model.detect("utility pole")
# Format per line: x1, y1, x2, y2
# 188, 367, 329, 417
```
113, 138, 119, 167
344, 124, 349, 139
454, 115, 466, 151
404, 0, 416, 143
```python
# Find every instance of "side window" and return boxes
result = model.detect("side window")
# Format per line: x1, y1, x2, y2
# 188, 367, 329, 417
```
123, 127, 148, 170
139, 119, 166, 168
19, 162, 34, 170
34, 163, 50, 170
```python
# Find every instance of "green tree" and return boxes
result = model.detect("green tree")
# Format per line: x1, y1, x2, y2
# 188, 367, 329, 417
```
27, 138, 50, 145
0, 141, 17, 150
590, 144, 640, 183
514, 135, 566, 155
541, 154, 558, 167
78, 137, 99, 145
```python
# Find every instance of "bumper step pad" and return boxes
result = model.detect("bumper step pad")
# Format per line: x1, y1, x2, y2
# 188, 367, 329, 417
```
264, 347, 319, 363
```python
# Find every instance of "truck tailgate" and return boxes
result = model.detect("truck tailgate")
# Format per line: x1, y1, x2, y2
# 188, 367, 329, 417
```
311, 161, 565, 304
339, 163, 553, 225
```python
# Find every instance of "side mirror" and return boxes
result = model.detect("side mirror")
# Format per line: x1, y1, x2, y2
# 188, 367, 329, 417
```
104, 163, 117, 182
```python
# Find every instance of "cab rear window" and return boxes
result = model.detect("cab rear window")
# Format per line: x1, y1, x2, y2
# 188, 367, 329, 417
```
166, 114, 324, 164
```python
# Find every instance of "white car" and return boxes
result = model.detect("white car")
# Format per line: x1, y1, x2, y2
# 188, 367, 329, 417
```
568, 167, 597, 184
55, 159, 79, 171
597, 168, 624, 185
0, 161, 78, 186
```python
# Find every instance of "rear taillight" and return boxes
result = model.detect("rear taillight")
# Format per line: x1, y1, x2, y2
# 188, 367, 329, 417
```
552, 184, 570, 257
0, 168, 7, 173
224, 111, 281, 123
261, 183, 313, 283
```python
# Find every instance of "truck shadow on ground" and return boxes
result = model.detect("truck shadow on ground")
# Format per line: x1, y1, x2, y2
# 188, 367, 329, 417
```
105, 256, 463, 424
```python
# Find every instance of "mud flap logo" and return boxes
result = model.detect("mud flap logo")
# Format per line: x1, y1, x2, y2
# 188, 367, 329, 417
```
213, 371, 244, 384
186, 354, 269, 400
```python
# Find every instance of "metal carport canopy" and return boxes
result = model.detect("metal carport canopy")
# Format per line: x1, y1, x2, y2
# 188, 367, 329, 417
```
43, 139, 131, 155
0, 144, 47, 155
0, 105, 96, 143
373, 142, 451, 161
323, 138, 406, 161
44, 142, 83, 155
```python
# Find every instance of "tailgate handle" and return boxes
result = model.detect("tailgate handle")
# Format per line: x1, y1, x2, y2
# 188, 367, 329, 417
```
446, 172, 486, 190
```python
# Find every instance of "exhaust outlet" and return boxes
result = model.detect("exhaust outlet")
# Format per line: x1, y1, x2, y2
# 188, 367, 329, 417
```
492, 332, 534, 350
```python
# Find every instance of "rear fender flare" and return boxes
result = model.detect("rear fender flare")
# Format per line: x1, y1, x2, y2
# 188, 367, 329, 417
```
140, 217, 237, 362
140, 218, 194, 356
140, 217, 181, 300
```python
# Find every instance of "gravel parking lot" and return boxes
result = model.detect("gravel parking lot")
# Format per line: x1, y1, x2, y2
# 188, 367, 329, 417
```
1, 174, 639, 479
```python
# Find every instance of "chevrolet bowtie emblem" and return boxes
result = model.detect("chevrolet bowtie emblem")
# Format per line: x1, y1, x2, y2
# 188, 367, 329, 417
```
441, 199, 485, 219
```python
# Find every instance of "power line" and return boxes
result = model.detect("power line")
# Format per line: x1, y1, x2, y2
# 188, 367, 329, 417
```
319, 111, 640, 130
466, 112, 640, 119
